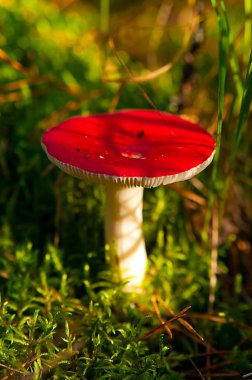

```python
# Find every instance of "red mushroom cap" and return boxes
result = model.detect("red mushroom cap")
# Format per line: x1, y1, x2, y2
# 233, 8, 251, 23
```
41, 110, 215, 187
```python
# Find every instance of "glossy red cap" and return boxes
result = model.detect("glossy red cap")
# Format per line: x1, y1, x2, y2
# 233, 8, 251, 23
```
41, 110, 215, 187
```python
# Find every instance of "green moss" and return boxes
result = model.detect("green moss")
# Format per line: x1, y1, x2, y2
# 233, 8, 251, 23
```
0, 0, 252, 378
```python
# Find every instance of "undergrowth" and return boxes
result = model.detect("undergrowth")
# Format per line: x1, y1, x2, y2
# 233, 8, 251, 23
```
0, 0, 251, 379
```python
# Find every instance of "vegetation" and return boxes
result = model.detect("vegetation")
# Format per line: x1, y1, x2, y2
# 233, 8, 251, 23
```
0, 0, 251, 378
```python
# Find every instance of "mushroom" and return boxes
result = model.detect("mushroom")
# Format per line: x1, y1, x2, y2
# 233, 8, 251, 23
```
41, 109, 215, 290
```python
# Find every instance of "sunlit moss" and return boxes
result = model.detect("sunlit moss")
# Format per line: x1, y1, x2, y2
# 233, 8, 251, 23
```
0, 0, 251, 377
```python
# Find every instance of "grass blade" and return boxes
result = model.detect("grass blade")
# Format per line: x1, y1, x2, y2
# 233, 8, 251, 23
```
210, 0, 228, 185
229, 48, 252, 172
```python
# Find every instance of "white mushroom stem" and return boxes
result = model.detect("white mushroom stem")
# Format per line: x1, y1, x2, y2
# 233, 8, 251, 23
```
105, 184, 147, 290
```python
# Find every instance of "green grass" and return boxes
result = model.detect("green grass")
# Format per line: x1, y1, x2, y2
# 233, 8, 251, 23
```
229, 48, 252, 171
210, 0, 228, 185
0, 0, 252, 378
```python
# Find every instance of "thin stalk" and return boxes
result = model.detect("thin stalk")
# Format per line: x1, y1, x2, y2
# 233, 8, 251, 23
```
244, 0, 252, 64
221, 1, 243, 99
100, 0, 110, 36
208, 199, 219, 314
210, 0, 228, 186
202, 0, 228, 242
205, 5, 228, 374
228, 48, 252, 173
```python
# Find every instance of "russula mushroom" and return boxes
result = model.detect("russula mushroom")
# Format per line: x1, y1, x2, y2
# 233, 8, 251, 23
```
41, 109, 215, 290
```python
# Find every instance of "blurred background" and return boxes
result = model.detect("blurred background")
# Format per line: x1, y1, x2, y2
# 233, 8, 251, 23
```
0, 0, 251, 377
